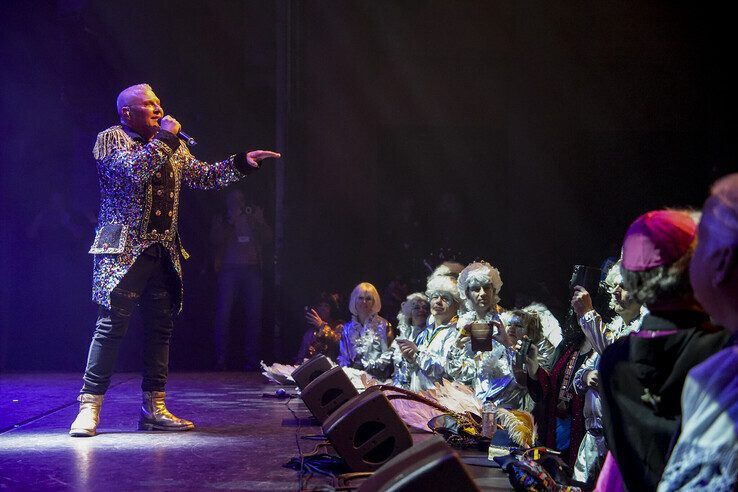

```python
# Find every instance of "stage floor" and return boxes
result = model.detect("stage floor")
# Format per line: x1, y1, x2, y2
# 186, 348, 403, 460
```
0, 372, 510, 491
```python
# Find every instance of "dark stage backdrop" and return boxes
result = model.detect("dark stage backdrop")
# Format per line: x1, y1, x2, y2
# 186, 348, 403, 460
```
1, 1, 734, 371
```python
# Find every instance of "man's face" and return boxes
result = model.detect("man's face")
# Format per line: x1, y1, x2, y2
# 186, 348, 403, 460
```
467, 280, 493, 310
609, 284, 635, 314
123, 89, 163, 138
430, 293, 456, 324
410, 300, 429, 321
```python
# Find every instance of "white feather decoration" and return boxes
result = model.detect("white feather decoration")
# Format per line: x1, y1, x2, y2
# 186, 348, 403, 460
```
260, 361, 299, 385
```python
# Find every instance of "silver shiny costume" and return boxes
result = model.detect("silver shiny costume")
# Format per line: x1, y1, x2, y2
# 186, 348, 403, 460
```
572, 307, 647, 483
447, 311, 526, 409
337, 314, 392, 378
388, 321, 425, 388
89, 125, 251, 310
406, 318, 458, 391
658, 346, 738, 492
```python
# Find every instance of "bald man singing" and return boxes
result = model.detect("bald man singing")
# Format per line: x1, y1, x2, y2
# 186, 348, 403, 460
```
70, 84, 280, 437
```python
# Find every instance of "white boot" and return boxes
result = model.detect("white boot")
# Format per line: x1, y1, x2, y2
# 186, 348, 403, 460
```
69, 393, 104, 437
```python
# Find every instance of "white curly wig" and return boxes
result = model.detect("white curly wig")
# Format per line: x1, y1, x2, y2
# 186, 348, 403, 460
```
397, 292, 430, 326
604, 260, 623, 291
457, 261, 503, 311
425, 274, 462, 306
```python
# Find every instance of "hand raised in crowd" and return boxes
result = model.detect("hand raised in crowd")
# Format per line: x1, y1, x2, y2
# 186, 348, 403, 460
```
585, 369, 600, 389
492, 319, 512, 347
246, 150, 281, 168
396, 339, 418, 361
159, 115, 181, 135
571, 285, 594, 318
455, 335, 470, 349
305, 308, 325, 329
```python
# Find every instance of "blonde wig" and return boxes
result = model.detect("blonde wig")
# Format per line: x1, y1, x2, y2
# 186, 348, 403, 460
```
348, 282, 382, 317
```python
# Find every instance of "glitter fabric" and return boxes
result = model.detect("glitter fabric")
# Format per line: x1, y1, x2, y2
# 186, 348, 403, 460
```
89, 125, 254, 312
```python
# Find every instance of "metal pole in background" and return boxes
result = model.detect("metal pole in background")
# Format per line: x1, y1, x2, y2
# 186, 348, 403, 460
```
273, 0, 291, 361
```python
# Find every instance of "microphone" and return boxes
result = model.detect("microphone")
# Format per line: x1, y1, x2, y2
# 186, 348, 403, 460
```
178, 130, 197, 147
158, 118, 197, 146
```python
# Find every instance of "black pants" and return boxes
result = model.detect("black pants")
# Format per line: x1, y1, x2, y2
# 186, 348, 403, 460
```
81, 244, 179, 395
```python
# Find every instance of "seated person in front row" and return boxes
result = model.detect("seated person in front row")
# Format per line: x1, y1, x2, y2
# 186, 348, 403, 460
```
295, 292, 344, 363
395, 272, 460, 391
388, 292, 430, 388
337, 282, 393, 379
445, 262, 522, 408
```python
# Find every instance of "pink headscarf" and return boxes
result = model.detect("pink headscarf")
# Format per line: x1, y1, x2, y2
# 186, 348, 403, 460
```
622, 210, 696, 272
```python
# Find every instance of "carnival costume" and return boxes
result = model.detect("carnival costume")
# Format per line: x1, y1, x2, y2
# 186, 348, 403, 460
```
72, 124, 258, 436
408, 317, 459, 391
658, 344, 738, 491
446, 311, 524, 409
337, 314, 392, 379
571, 305, 647, 484
388, 314, 425, 388
89, 125, 257, 310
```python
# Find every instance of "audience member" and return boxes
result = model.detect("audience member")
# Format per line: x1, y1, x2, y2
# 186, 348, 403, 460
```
295, 292, 344, 363
397, 271, 461, 391
211, 188, 272, 370
337, 282, 393, 378
570, 260, 647, 486
388, 293, 430, 388
598, 209, 730, 491
446, 262, 522, 408
659, 174, 738, 491
522, 320, 594, 467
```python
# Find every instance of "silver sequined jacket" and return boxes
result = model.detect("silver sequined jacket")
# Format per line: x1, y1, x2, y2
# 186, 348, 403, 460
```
89, 125, 256, 310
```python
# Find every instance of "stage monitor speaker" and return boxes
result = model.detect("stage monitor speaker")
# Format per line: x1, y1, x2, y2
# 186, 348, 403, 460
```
322, 387, 413, 472
300, 366, 358, 423
292, 354, 333, 390
356, 435, 480, 492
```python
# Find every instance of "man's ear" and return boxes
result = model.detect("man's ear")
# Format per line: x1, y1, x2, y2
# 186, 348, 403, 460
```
120, 106, 130, 120
712, 246, 737, 286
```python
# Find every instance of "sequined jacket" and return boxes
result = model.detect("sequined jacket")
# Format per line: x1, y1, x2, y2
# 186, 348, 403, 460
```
89, 125, 257, 311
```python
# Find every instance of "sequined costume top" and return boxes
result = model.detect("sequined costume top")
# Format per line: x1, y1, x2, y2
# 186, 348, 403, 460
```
407, 318, 458, 392
388, 321, 425, 388
337, 314, 392, 378
89, 125, 258, 310
446, 311, 524, 408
